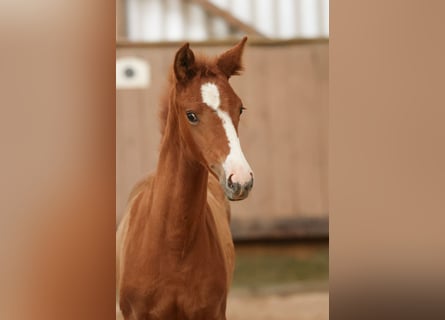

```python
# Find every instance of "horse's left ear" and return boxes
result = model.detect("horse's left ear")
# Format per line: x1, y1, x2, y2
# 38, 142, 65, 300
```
217, 36, 247, 78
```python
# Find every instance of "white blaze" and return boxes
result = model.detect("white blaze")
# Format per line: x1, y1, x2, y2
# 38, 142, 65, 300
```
201, 82, 220, 111
201, 82, 252, 185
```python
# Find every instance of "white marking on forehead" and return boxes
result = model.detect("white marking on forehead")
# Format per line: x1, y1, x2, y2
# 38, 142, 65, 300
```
200, 82, 252, 184
201, 82, 220, 110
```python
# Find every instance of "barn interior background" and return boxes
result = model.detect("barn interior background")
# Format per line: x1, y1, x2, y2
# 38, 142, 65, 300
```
116, 1, 328, 319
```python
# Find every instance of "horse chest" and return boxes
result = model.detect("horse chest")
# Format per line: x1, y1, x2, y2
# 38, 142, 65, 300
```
120, 218, 230, 318
121, 255, 228, 320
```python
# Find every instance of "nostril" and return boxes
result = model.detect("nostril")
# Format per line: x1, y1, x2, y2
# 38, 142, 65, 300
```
228, 174, 234, 188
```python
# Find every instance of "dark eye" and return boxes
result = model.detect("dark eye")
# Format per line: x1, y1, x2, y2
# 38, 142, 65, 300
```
240, 107, 246, 115
186, 111, 199, 124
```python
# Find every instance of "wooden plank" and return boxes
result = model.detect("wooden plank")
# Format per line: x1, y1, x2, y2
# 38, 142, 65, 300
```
191, 0, 267, 38
229, 44, 329, 222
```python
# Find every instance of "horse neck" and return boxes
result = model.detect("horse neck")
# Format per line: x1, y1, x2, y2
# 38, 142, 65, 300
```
156, 141, 208, 216
150, 94, 209, 251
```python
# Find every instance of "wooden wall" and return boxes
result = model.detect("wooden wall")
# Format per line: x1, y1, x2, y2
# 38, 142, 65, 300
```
116, 39, 329, 239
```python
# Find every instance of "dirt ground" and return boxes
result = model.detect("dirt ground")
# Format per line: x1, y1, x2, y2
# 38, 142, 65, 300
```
116, 290, 328, 320
227, 290, 329, 320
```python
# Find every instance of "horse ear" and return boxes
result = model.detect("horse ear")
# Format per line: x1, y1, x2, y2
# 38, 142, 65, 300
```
174, 43, 196, 82
217, 36, 247, 78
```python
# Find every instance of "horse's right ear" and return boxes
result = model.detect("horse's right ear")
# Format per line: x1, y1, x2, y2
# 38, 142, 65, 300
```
174, 43, 196, 83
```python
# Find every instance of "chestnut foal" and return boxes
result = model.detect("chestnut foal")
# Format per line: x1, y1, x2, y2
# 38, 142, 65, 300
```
116, 37, 253, 320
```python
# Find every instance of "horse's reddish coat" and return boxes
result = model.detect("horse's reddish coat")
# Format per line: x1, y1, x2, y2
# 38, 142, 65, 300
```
116, 38, 248, 320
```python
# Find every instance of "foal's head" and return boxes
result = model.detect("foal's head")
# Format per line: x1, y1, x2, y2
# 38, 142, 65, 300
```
169, 37, 253, 201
